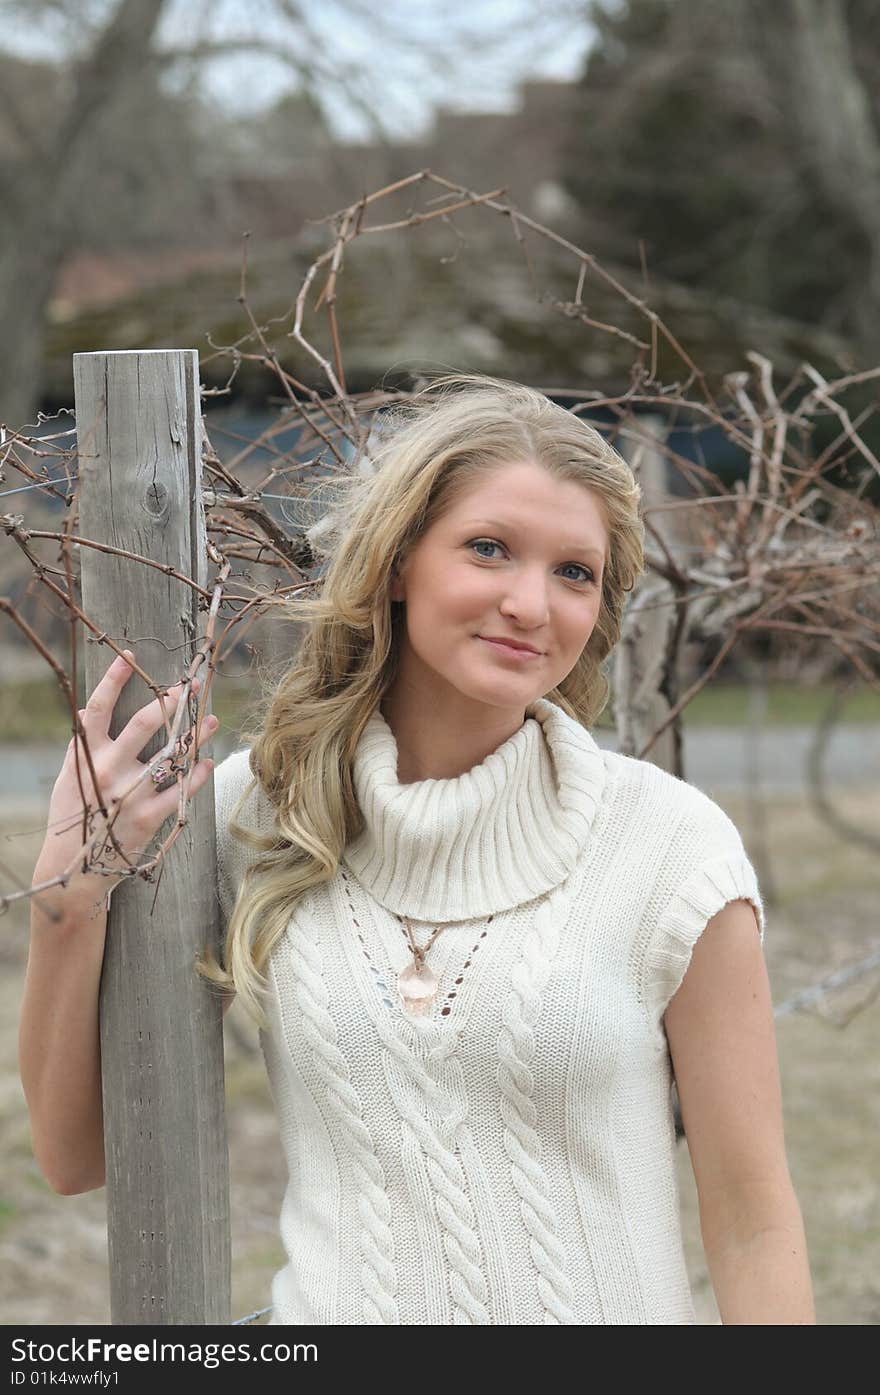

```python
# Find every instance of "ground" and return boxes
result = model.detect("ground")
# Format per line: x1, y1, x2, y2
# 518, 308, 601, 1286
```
1, 787, 877, 1326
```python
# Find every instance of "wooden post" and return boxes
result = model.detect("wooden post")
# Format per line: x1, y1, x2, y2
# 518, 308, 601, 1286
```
73, 349, 230, 1325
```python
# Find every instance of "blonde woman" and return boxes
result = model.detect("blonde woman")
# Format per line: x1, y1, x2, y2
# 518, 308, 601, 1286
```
21, 374, 814, 1325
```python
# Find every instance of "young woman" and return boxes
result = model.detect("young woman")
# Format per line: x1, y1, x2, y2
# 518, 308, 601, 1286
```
21, 374, 814, 1325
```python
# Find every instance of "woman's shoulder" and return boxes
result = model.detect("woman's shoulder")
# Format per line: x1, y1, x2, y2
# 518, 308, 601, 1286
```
212, 745, 276, 836
599, 744, 741, 843
213, 743, 253, 794
213, 744, 253, 812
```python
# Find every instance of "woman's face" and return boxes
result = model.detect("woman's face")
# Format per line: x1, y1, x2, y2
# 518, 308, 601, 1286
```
389, 460, 610, 716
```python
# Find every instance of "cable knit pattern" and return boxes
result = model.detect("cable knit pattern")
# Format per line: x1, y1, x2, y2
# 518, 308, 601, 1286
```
379, 1033, 491, 1324
277, 894, 399, 1324
498, 879, 578, 1324
214, 698, 767, 1325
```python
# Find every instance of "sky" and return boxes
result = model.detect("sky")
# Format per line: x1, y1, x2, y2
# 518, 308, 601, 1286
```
2, 0, 596, 141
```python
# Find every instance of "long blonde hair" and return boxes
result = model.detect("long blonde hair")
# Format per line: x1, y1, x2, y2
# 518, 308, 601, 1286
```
196, 373, 646, 1026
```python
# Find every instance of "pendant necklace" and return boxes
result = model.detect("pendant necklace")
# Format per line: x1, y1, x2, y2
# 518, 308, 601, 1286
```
396, 915, 451, 1017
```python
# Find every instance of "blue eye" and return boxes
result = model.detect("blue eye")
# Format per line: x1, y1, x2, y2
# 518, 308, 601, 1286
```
466, 539, 594, 585
469, 539, 503, 560
562, 563, 595, 584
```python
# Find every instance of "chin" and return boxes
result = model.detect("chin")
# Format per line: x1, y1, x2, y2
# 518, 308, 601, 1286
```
460, 673, 547, 705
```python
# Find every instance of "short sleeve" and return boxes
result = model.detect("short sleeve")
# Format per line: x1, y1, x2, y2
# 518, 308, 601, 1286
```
212, 746, 255, 941
642, 799, 766, 1027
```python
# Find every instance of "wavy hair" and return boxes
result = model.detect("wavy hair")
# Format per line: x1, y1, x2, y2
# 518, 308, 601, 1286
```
196, 372, 646, 1026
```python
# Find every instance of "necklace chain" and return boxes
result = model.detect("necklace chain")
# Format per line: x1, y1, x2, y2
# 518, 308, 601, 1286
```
339, 868, 493, 1021
401, 915, 449, 969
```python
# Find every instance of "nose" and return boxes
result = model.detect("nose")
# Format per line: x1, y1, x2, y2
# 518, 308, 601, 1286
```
498, 567, 551, 626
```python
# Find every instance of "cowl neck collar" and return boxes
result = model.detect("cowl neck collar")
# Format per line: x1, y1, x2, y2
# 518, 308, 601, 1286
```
341, 696, 607, 922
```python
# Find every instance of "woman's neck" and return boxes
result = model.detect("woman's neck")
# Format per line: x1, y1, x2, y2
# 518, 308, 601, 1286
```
379, 689, 527, 784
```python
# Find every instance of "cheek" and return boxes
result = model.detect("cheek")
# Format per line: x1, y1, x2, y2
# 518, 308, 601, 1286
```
401, 563, 474, 639
564, 598, 602, 647
414, 562, 487, 617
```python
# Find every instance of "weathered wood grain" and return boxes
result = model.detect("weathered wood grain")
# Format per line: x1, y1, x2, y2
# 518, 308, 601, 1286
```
73, 349, 230, 1325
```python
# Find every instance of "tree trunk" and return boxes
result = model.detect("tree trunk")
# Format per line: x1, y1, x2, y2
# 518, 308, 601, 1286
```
786, 0, 880, 359
0, 0, 168, 429
0, 230, 66, 432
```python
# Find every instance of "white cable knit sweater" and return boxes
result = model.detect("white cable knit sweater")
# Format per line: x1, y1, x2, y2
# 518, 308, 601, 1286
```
213, 696, 765, 1325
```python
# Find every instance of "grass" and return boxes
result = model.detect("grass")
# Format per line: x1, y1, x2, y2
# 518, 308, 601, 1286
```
0, 675, 261, 744
674, 681, 880, 727
598, 679, 879, 729
2, 675, 878, 744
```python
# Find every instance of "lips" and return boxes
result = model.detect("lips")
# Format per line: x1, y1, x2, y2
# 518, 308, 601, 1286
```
477, 636, 543, 655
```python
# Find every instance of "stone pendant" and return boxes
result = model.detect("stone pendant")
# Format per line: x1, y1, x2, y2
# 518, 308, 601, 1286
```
397, 961, 439, 1016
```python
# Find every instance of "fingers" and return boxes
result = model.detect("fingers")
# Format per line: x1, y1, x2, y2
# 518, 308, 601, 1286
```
78, 650, 137, 741
114, 669, 213, 764
147, 753, 215, 822
138, 713, 220, 784
71, 650, 219, 808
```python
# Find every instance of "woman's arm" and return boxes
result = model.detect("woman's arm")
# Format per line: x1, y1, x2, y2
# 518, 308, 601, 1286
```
664, 898, 816, 1324
19, 864, 110, 1195
19, 653, 218, 1195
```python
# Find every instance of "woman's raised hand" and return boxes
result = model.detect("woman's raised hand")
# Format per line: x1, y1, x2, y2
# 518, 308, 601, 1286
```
42, 650, 219, 895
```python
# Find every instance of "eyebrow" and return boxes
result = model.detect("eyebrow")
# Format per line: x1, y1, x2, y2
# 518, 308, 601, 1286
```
460, 520, 606, 564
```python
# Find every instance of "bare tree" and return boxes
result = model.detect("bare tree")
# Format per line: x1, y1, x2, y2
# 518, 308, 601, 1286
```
0, 0, 169, 432
783, 0, 880, 356
567, 0, 880, 359
0, 0, 590, 430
